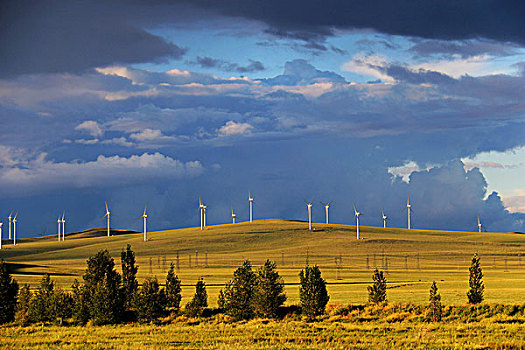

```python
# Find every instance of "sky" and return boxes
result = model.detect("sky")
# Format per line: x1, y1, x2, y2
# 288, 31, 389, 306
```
1, 0, 525, 237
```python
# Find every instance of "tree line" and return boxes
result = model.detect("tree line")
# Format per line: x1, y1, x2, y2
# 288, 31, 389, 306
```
0, 248, 485, 325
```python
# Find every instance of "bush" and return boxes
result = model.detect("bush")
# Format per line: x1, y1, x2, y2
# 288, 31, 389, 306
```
185, 279, 207, 317
82, 250, 124, 325
28, 274, 55, 323
165, 263, 182, 312
0, 260, 19, 324
252, 260, 286, 318
121, 244, 138, 309
368, 269, 387, 304
427, 281, 442, 322
134, 277, 166, 322
15, 284, 31, 325
220, 260, 256, 320
299, 265, 330, 317
467, 253, 484, 304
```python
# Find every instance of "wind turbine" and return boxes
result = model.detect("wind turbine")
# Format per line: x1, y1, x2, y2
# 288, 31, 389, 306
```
203, 204, 208, 228
354, 204, 362, 240
320, 202, 330, 224
405, 196, 413, 230
231, 206, 237, 224
56, 214, 62, 241
382, 209, 388, 228
477, 215, 486, 232
198, 197, 204, 230
12, 212, 18, 245
0, 222, 3, 250
61, 212, 66, 241
103, 202, 115, 237
2, 212, 13, 240
305, 200, 313, 230
139, 205, 148, 242
248, 191, 254, 223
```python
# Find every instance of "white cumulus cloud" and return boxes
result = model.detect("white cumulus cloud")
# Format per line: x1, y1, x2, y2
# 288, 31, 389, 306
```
218, 121, 254, 136
75, 120, 103, 137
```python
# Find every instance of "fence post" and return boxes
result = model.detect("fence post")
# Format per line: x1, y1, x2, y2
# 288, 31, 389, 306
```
149, 257, 152, 274
176, 251, 180, 272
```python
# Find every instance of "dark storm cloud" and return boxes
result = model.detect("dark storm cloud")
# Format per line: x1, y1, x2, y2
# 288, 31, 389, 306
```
409, 39, 520, 58
0, 1, 186, 78
184, 0, 525, 45
194, 56, 265, 73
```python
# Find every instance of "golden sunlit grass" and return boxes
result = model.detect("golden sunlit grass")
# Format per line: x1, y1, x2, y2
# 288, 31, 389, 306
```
2, 219, 525, 306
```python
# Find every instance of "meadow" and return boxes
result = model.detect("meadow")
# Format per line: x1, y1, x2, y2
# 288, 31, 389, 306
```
1, 219, 525, 306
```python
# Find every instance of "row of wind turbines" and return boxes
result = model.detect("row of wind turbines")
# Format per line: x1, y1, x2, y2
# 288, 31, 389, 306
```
0, 193, 488, 249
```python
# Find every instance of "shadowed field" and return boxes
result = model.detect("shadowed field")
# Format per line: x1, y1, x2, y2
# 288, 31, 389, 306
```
1, 219, 525, 306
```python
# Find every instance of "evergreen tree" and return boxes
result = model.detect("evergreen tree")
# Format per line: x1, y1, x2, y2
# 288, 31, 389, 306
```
165, 263, 182, 311
299, 265, 329, 317
121, 244, 138, 309
427, 281, 443, 322
252, 260, 286, 318
134, 277, 167, 322
467, 253, 484, 304
185, 278, 208, 317
28, 274, 55, 323
71, 279, 89, 324
53, 287, 73, 325
220, 260, 256, 320
15, 284, 32, 325
0, 260, 18, 324
368, 268, 387, 304
83, 250, 124, 324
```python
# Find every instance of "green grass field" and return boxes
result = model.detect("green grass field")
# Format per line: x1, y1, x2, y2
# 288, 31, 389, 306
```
1, 219, 525, 306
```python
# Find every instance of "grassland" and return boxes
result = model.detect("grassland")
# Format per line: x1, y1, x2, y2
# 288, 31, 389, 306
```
1, 219, 525, 306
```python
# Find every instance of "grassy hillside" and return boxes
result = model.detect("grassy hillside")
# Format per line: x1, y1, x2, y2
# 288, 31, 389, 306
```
1, 219, 524, 306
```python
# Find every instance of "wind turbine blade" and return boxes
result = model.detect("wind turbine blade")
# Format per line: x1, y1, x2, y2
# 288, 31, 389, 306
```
14, 211, 18, 220
143, 205, 147, 216
105, 202, 109, 213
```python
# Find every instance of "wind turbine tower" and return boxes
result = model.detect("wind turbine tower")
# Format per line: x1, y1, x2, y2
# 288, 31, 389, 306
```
199, 198, 204, 230
61, 212, 66, 241
2, 212, 13, 240
231, 207, 237, 224
477, 215, 485, 233
248, 191, 254, 223
12, 212, 17, 245
140, 205, 148, 242
321, 202, 330, 224
0, 222, 3, 250
405, 196, 413, 230
202, 203, 208, 228
305, 200, 313, 230
354, 204, 362, 240
104, 202, 115, 237
57, 214, 62, 241
382, 210, 388, 228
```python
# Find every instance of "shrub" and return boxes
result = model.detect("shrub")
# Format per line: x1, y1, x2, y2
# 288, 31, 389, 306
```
220, 260, 256, 320
185, 278, 207, 317
467, 253, 484, 304
368, 268, 387, 304
83, 250, 124, 324
0, 260, 19, 324
427, 281, 442, 322
15, 284, 31, 325
165, 263, 182, 312
28, 274, 55, 323
134, 277, 166, 322
121, 244, 138, 309
252, 260, 286, 318
299, 265, 330, 317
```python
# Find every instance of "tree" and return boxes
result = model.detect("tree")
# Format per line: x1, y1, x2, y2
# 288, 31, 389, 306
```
134, 277, 166, 322
71, 279, 89, 324
28, 274, 55, 323
83, 250, 124, 324
467, 253, 484, 304
427, 281, 442, 322
299, 265, 329, 317
121, 244, 138, 309
165, 263, 182, 312
0, 260, 19, 324
252, 260, 286, 318
185, 278, 207, 317
15, 284, 32, 325
220, 260, 256, 320
368, 268, 387, 304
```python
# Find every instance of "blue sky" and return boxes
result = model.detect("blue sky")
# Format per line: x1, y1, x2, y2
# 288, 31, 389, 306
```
1, 0, 525, 237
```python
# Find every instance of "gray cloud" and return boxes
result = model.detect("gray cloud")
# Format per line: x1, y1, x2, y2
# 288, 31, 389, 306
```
194, 56, 265, 73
